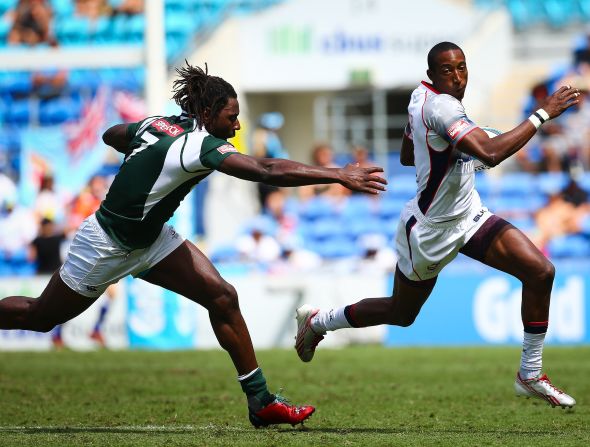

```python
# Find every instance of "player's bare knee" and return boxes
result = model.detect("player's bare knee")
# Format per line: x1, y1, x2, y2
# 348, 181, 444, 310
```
531, 259, 555, 289
209, 281, 239, 316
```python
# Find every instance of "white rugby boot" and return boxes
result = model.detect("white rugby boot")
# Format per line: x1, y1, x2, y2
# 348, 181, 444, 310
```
295, 304, 326, 362
514, 372, 576, 408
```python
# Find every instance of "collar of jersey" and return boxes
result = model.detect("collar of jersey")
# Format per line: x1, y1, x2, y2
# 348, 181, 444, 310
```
421, 81, 441, 94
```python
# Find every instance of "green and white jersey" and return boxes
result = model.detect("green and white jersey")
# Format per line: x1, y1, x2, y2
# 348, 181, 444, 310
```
96, 114, 238, 250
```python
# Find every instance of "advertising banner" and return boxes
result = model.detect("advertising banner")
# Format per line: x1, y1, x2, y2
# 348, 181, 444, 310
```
385, 260, 588, 345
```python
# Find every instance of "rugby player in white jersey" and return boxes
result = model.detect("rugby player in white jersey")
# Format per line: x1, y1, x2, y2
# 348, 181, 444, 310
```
296, 42, 580, 409
0, 63, 387, 427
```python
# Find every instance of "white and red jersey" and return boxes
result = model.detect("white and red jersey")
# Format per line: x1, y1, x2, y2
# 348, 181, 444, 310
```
406, 81, 482, 223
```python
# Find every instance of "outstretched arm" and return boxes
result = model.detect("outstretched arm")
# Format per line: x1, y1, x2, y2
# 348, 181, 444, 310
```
218, 153, 387, 195
457, 85, 580, 167
103, 124, 132, 154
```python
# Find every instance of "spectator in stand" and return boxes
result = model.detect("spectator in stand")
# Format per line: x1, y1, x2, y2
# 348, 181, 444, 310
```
263, 189, 298, 245
351, 145, 374, 169
252, 112, 288, 208
0, 170, 18, 212
270, 236, 322, 274
110, 0, 144, 16
7, 0, 56, 47
74, 0, 109, 20
354, 233, 396, 274
58, 173, 114, 348
235, 217, 282, 269
29, 217, 66, 275
33, 173, 67, 225
31, 69, 68, 101
531, 176, 590, 252
29, 217, 67, 349
67, 174, 108, 233
0, 197, 38, 261
299, 143, 350, 201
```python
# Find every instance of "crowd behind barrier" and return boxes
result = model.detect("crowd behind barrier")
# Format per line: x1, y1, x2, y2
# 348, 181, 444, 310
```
1, 0, 590, 278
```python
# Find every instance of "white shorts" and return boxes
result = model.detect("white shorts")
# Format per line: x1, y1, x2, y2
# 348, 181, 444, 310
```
395, 197, 493, 282
59, 214, 184, 298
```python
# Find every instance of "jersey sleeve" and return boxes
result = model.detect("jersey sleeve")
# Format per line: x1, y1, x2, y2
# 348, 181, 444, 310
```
199, 135, 240, 169
125, 120, 143, 139
424, 94, 477, 146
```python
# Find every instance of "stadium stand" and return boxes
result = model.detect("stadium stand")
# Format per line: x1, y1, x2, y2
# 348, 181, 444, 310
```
475, 0, 590, 30
1, 0, 590, 276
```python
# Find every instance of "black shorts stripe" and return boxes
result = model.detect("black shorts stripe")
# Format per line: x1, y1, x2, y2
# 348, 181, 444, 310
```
459, 215, 512, 262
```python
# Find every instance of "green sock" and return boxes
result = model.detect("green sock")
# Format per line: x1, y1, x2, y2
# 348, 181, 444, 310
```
238, 368, 274, 411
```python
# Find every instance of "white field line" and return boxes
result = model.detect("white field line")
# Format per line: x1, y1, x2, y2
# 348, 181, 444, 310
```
0, 425, 249, 432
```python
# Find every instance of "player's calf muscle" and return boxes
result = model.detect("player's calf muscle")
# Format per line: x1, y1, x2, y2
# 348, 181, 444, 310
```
0, 297, 53, 331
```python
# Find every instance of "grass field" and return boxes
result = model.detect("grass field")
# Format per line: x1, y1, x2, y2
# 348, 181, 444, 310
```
0, 346, 588, 446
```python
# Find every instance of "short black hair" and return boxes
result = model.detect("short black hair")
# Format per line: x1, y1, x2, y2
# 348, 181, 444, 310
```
171, 61, 237, 129
427, 42, 463, 71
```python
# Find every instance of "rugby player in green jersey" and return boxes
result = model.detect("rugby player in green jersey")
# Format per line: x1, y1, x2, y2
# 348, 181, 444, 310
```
0, 63, 387, 427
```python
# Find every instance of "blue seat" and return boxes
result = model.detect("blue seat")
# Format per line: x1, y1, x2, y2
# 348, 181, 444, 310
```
386, 174, 416, 199
488, 194, 545, 214
547, 234, 590, 258
127, 14, 145, 43
56, 17, 92, 45
543, 0, 576, 28
305, 218, 346, 242
340, 196, 377, 220
578, 0, 590, 21
379, 197, 406, 219
0, 72, 32, 96
299, 197, 338, 221
39, 97, 81, 125
210, 244, 240, 263
313, 237, 360, 259
536, 172, 569, 195
5, 99, 30, 125
92, 17, 114, 44
346, 217, 383, 239
496, 172, 536, 196
509, 216, 536, 231
50, 0, 74, 18
165, 12, 196, 36
578, 173, 590, 194
68, 70, 102, 94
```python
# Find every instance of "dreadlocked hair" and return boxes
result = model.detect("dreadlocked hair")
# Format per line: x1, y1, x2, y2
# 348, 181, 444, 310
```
172, 61, 237, 129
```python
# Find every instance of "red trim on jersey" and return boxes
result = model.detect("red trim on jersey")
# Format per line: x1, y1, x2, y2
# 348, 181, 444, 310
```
454, 126, 478, 147
421, 81, 441, 94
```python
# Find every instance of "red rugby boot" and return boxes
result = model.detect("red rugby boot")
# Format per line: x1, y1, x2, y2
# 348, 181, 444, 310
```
249, 395, 315, 428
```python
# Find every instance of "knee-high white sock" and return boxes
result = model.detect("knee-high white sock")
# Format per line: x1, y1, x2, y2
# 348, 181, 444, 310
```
311, 306, 352, 332
519, 332, 546, 380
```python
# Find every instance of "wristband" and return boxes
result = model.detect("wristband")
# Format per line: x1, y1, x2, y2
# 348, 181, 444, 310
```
528, 114, 542, 129
535, 108, 550, 121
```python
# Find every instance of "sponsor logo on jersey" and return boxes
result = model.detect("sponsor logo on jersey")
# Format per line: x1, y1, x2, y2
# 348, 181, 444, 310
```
217, 144, 238, 154
447, 119, 470, 140
151, 119, 183, 137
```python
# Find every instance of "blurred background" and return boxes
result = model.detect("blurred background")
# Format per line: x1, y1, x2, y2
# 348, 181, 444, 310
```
0, 0, 588, 351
